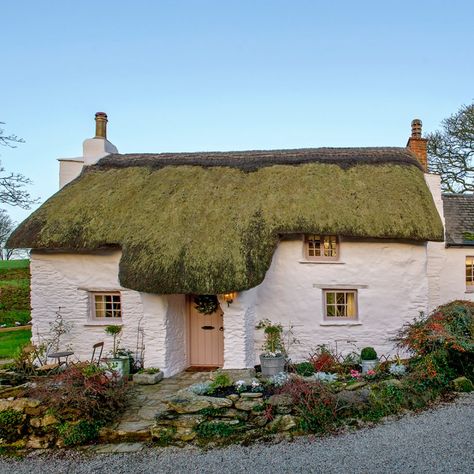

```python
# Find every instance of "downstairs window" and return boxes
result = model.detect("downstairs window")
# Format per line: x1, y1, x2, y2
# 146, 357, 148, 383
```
324, 290, 358, 320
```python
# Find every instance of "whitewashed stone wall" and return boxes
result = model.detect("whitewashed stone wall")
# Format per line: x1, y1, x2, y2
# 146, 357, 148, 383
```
254, 238, 429, 362
439, 248, 474, 305
220, 288, 258, 369
164, 295, 188, 376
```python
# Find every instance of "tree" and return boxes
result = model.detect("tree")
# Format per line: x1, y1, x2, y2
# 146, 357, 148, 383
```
0, 122, 35, 208
0, 209, 14, 260
427, 102, 474, 193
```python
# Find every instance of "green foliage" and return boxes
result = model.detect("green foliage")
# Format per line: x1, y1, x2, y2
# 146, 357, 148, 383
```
58, 420, 102, 446
209, 373, 233, 393
137, 367, 161, 374
197, 407, 226, 417
193, 295, 219, 315
256, 319, 284, 355
360, 347, 377, 361
196, 421, 237, 438
363, 383, 404, 421
105, 325, 122, 358
0, 259, 29, 271
295, 361, 315, 377
153, 426, 176, 446
8, 162, 443, 294
0, 409, 24, 442
0, 261, 30, 330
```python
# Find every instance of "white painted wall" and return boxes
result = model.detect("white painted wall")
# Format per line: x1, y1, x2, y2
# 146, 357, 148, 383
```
439, 248, 474, 305
254, 238, 429, 362
29, 251, 187, 377
58, 159, 84, 188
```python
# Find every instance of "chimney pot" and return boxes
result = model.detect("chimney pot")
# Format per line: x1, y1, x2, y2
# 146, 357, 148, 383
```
411, 118, 422, 139
95, 112, 108, 139
407, 118, 428, 171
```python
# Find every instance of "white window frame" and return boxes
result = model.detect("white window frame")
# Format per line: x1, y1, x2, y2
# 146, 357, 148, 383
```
466, 256, 474, 290
323, 289, 358, 321
90, 292, 122, 321
304, 235, 339, 261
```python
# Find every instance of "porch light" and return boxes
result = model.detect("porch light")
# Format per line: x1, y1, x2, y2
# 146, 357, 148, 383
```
222, 292, 237, 306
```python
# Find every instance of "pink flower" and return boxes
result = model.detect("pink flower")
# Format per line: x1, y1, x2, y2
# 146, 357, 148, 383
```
366, 370, 376, 376
350, 369, 361, 378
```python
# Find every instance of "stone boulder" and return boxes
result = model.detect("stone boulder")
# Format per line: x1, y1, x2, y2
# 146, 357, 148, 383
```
452, 376, 474, 393
165, 393, 232, 413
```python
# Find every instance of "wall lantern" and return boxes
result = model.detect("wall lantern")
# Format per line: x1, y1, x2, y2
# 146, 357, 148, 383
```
222, 292, 237, 306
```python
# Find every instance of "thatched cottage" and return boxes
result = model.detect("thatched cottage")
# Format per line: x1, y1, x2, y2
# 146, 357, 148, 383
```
8, 114, 474, 376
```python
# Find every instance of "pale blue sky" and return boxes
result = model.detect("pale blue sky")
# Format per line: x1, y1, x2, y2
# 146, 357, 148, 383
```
1, 0, 473, 223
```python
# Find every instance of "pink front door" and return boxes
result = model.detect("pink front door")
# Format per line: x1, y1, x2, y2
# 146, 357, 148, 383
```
189, 299, 224, 367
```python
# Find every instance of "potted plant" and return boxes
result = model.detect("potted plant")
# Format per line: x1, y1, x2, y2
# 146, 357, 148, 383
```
104, 325, 130, 379
256, 319, 286, 377
133, 367, 163, 385
360, 346, 378, 374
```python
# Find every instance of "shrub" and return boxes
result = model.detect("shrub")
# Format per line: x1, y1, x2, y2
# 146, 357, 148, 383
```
360, 347, 377, 360
27, 362, 128, 424
295, 362, 315, 377
58, 420, 102, 446
310, 345, 337, 372
363, 383, 404, 421
278, 378, 339, 433
395, 301, 474, 379
0, 409, 24, 442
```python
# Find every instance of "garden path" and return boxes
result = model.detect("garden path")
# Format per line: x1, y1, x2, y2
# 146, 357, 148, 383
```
103, 371, 210, 441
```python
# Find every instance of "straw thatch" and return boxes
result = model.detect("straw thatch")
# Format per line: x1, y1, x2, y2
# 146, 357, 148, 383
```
8, 147, 444, 294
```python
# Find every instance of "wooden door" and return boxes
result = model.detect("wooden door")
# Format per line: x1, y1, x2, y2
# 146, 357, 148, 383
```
189, 299, 224, 367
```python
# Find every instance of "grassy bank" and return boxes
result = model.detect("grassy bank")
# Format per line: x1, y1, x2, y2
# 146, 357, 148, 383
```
0, 328, 31, 359
0, 259, 31, 328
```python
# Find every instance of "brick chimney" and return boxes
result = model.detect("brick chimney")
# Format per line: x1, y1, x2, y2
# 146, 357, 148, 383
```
407, 118, 428, 171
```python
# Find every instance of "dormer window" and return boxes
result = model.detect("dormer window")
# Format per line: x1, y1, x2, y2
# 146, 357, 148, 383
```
305, 235, 338, 260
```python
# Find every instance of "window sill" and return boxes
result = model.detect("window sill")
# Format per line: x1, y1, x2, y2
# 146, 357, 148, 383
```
299, 260, 345, 265
465, 289, 474, 293
84, 322, 123, 327
320, 321, 362, 327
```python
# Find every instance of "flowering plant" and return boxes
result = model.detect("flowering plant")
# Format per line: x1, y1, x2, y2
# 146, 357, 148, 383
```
234, 380, 246, 392
350, 369, 361, 379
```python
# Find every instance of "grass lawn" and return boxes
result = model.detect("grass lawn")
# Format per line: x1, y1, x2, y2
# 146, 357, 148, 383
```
0, 259, 31, 328
0, 328, 31, 359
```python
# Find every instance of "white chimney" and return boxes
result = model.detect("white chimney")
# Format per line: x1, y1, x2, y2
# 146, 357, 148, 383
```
58, 112, 118, 188
82, 112, 118, 165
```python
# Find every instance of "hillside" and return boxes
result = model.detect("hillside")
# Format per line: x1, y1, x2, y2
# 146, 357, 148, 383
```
0, 259, 31, 327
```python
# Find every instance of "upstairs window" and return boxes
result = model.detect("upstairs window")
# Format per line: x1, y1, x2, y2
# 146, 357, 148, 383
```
324, 290, 358, 320
305, 235, 338, 260
91, 293, 122, 320
466, 257, 474, 289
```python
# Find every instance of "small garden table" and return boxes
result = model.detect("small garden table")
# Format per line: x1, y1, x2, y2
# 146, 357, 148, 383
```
47, 351, 74, 367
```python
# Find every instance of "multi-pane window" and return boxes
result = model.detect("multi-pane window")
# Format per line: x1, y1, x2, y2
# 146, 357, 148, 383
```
466, 257, 474, 288
306, 235, 338, 260
324, 290, 357, 319
92, 293, 122, 319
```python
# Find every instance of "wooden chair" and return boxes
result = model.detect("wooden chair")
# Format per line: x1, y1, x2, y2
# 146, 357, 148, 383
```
91, 342, 104, 366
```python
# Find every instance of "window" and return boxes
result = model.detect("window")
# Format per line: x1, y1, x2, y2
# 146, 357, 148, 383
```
91, 293, 122, 320
466, 257, 474, 288
324, 290, 357, 320
305, 235, 338, 260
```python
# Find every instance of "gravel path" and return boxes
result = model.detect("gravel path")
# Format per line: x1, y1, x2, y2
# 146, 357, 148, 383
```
1, 394, 473, 474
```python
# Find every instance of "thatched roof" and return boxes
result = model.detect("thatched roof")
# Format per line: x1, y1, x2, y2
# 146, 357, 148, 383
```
442, 193, 474, 246
8, 147, 444, 294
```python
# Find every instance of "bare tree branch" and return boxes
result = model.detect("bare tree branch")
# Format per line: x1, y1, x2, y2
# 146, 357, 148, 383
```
427, 102, 474, 194
0, 122, 37, 208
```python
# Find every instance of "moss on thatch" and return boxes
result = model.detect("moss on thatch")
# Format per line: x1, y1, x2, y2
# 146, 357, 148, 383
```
8, 159, 444, 294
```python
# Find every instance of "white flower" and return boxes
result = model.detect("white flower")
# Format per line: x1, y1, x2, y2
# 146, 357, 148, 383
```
235, 380, 246, 388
